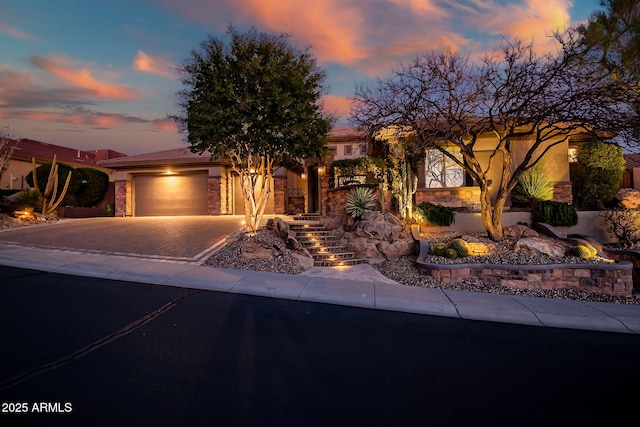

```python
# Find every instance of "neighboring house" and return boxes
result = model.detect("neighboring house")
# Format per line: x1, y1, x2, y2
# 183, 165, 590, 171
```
1, 138, 125, 191
623, 153, 640, 189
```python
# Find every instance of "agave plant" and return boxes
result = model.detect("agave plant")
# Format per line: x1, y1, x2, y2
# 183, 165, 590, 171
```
511, 160, 554, 207
345, 186, 378, 219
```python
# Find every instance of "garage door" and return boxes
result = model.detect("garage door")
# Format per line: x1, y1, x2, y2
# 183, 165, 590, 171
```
134, 172, 208, 216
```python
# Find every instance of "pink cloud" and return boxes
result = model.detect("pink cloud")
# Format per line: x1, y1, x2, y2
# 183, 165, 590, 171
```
30, 54, 140, 101
133, 51, 176, 79
322, 95, 353, 117
0, 22, 34, 41
153, 117, 178, 131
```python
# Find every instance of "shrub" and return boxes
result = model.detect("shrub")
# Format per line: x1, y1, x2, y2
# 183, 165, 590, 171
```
414, 202, 456, 226
13, 188, 41, 208
73, 168, 109, 207
575, 140, 626, 209
511, 160, 554, 207
532, 201, 578, 227
26, 162, 81, 205
599, 208, 640, 248
345, 186, 378, 219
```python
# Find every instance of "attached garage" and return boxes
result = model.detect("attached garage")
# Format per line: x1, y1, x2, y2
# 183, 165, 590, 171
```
134, 172, 208, 216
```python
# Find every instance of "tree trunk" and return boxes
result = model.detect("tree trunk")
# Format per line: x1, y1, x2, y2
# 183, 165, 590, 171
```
479, 185, 505, 241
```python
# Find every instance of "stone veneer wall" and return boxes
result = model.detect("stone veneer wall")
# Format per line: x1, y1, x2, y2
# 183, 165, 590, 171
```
416, 262, 633, 297
416, 187, 481, 208
552, 181, 573, 203
114, 180, 132, 217
273, 176, 286, 214
207, 177, 222, 215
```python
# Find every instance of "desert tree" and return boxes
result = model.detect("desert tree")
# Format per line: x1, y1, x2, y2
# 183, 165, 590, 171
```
352, 36, 629, 241
174, 26, 332, 232
0, 131, 15, 187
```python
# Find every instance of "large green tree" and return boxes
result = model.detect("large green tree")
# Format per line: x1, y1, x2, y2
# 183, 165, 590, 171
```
174, 27, 332, 232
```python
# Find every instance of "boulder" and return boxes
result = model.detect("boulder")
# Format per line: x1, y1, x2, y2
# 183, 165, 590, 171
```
226, 230, 245, 245
290, 251, 315, 269
355, 220, 402, 242
362, 211, 385, 222
617, 188, 640, 209
514, 237, 565, 257
377, 240, 415, 259
274, 217, 290, 240
384, 212, 405, 228
346, 237, 383, 259
503, 224, 539, 239
322, 214, 344, 231
241, 241, 278, 260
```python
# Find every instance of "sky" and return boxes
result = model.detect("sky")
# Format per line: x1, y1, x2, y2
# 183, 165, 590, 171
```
0, 0, 603, 155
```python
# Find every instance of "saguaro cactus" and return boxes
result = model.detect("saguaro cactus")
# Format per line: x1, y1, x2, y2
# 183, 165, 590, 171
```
392, 160, 417, 220
32, 155, 72, 215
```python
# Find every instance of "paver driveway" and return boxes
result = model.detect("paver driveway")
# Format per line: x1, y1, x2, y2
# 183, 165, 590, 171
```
0, 216, 247, 261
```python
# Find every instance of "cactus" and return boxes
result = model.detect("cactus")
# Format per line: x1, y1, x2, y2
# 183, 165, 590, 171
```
32, 155, 72, 215
570, 243, 597, 259
448, 238, 470, 257
432, 243, 448, 257
444, 248, 458, 259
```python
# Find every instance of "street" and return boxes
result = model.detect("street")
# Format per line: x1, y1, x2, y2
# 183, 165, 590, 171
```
1, 265, 639, 426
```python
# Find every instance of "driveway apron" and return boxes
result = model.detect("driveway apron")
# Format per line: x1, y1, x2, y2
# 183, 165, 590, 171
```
0, 216, 246, 262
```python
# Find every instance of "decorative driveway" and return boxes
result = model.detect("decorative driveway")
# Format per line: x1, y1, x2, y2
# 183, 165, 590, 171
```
0, 216, 247, 262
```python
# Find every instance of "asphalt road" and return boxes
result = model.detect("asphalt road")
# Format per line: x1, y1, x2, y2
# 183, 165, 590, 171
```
1, 266, 640, 427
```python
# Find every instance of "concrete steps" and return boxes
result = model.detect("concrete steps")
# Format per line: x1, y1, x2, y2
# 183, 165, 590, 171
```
286, 214, 366, 267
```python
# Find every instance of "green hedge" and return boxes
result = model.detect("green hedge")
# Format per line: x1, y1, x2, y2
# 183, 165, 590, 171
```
415, 202, 456, 226
532, 201, 578, 227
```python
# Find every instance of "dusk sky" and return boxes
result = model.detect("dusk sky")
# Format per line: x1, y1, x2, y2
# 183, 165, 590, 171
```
1, 0, 601, 155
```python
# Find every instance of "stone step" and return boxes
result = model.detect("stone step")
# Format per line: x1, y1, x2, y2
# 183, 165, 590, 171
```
294, 230, 334, 238
314, 258, 367, 267
306, 245, 347, 254
296, 235, 339, 243
312, 252, 357, 261
290, 225, 327, 231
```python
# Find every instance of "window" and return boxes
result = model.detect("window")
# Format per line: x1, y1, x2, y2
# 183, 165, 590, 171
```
425, 147, 465, 188
360, 144, 367, 155
343, 145, 353, 155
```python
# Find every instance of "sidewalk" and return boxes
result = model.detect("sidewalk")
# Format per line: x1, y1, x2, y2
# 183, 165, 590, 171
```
1, 241, 639, 334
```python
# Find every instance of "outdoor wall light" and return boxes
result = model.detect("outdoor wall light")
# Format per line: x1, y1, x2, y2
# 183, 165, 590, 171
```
165, 169, 175, 175
301, 172, 307, 180
317, 166, 325, 175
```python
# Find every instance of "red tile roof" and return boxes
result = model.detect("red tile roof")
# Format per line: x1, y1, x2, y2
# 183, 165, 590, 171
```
6, 138, 126, 166
625, 153, 640, 168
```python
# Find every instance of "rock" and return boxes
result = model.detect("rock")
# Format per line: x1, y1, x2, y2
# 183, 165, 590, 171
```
503, 224, 539, 239
362, 211, 385, 222
241, 241, 278, 260
377, 240, 415, 259
274, 217, 290, 240
617, 188, 640, 209
346, 237, 383, 258
322, 214, 344, 231
226, 230, 245, 245
384, 212, 405, 228
290, 251, 315, 269
514, 237, 565, 257
355, 220, 402, 242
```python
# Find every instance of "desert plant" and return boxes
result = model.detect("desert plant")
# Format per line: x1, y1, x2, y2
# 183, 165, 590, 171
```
432, 243, 449, 256
570, 243, 598, 259
448, 238, 470, 257
345, 186, 378, 219
511, 160, 554, 207
13, 188, 41, 208
532, 201, 578, 227
415, 202, 456, 226
599, 208, 640, 248
30, 156, 72, 215
444, 248, 458, 259
104, 203, 115, 216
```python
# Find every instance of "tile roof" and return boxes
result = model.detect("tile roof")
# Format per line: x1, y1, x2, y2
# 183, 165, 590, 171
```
625, 153, 640, 168
99, 147, 223, 168
6, 138, 126, 166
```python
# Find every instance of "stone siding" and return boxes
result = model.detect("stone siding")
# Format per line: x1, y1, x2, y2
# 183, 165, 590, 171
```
325, 186, 391, 217
273, 176, 286, 214
416, 187, 482, 208
207, 177, 222, 215
552, 181, 573, 203
417, 262, 633, 297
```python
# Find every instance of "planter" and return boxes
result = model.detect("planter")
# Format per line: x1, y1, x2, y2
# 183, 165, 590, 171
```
57, 206, 107, 218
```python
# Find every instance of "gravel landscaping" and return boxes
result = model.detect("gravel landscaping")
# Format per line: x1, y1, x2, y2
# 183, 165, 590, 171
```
0, 213, 59, 230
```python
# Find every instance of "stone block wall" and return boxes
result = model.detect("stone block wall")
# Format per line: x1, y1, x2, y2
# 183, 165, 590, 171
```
325, 186, 391, 216
274, 176, 286, 214
552, 181, 573, 203
207, 177, 222, 215
114, 180, 132, 217
417, 262, 633, 297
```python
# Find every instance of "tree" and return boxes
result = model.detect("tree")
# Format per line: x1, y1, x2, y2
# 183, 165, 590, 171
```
575, 140, 626, 208
174, 26, 332, 232
352, 37, 628, 241
0, 133, 15, 188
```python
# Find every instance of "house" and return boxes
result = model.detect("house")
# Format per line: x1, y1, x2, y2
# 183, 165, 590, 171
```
623, 153, 640, 189
1, 138, 126, 191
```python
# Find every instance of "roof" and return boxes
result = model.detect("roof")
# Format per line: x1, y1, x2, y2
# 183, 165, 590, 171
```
625, 153, 640, 168
99, 147, 223, 168
5, 138, 126, 166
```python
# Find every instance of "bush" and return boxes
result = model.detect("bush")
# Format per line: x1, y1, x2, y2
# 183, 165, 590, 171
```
532, 201, 578, 227
73, 168, 109, 207
415, 202, 455, 226
26, 162, 81, 205
599, 208, 640, 248
575, 140, 626, 209
13, 189, 41, 208
345, 186, 378, 219
511, 160, 554, 207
